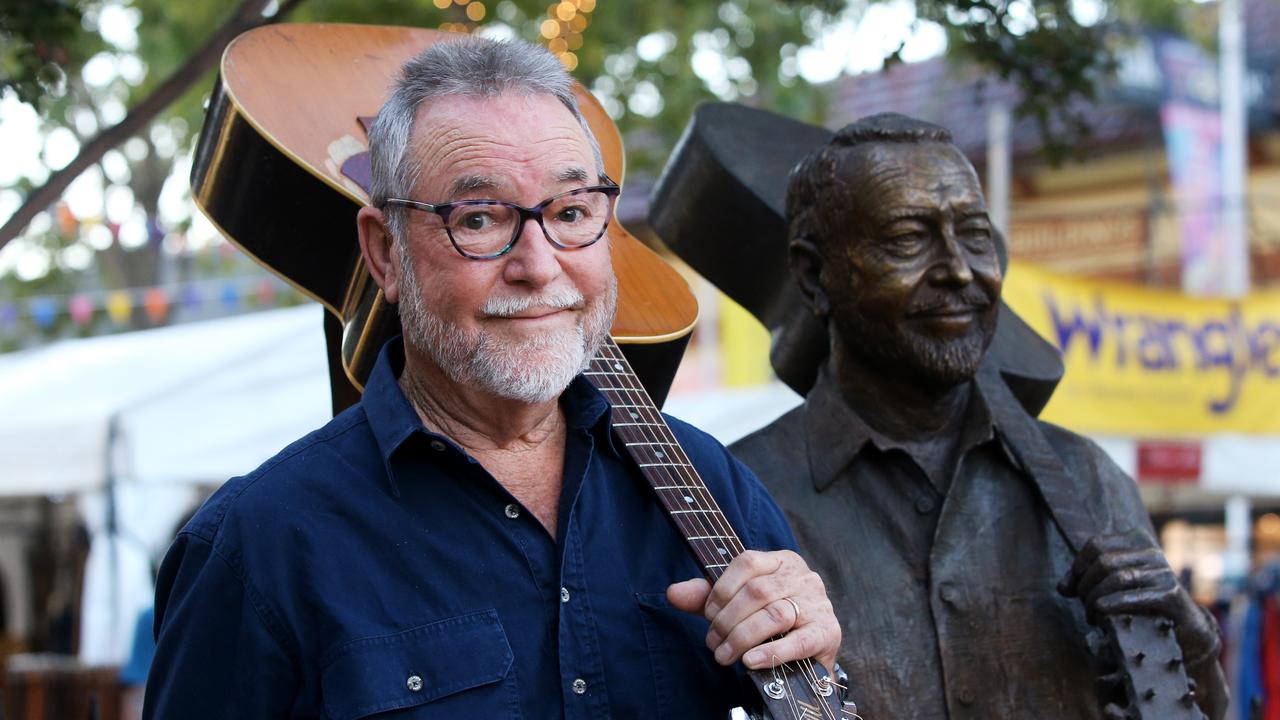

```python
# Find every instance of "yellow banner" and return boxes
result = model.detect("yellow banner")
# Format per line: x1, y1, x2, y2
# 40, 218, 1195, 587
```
1002, 261, 1280, 435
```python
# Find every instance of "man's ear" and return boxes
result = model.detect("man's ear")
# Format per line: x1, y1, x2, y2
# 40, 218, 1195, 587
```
357, 206, 400, 305
789, 235, 830, 320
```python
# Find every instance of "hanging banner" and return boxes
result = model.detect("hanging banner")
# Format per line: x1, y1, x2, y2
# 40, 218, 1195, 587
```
1003, 261, 1280, 435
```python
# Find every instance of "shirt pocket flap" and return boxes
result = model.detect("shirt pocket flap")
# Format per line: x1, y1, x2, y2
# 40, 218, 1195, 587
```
321, 609, 514, 719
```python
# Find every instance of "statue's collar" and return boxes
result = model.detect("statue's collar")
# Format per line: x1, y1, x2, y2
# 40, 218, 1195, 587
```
803, 367, 1016, 492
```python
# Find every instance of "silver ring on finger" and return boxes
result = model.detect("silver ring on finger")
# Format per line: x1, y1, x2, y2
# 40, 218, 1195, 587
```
783, 596, 801, 628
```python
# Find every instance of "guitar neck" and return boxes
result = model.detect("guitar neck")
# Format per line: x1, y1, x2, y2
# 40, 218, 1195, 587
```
587, 339, 745, 582
589, 339, 848, 720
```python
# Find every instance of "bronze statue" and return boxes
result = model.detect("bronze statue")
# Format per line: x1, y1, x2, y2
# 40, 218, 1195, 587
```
654, 109, 1227, 719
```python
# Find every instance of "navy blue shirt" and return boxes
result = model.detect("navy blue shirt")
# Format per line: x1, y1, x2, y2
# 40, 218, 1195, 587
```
145, 339, 799, 719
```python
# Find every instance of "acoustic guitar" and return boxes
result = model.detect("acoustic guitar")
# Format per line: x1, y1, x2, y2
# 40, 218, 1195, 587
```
191, 23, 696, 412
190, 23, 846, 719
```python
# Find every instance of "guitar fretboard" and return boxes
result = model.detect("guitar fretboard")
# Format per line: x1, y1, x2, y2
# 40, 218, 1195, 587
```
587, 339, 746, 582
589, 339, 849, 720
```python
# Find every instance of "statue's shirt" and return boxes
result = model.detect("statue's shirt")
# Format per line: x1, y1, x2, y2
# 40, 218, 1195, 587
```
732, 367, 1153, 720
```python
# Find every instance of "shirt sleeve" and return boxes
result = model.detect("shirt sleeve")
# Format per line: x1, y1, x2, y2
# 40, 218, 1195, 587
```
144, 532, 299, 720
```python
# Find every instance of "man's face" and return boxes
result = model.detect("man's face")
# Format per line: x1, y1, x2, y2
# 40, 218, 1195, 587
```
822, 141, 1002, 389
390, 92, 616, 403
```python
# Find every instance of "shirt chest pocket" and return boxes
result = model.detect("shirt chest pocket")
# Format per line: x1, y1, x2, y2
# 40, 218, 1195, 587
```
636, 592, 742, 719
320, 609, 521, 719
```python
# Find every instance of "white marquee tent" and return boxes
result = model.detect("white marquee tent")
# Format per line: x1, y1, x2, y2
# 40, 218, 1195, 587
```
0, 303, 333, 664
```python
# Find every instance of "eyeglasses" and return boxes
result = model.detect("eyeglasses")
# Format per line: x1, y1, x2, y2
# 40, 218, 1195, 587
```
382, 181, 621, 260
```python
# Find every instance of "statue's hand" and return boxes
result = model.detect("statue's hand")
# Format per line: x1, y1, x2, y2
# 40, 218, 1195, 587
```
1057, 529, 1221, 666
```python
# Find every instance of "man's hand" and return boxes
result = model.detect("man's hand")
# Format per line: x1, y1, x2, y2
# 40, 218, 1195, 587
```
667, 549, 840, 673
1058, 529, 1220, 665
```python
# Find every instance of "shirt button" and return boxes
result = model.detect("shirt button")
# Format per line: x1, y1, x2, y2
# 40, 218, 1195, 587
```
914, 496, 935, 514
560, 587, 571, 603
429, 439, 446, 452
504, 503, 521, 519
939, 584, 959, 604
958, 688, 975, 706
406, 675, 423, 692
572, 678, 587, 695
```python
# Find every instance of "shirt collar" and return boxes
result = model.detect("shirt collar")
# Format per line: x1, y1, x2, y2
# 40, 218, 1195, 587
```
361, 338, 621, 495
803, 363, 1014, 492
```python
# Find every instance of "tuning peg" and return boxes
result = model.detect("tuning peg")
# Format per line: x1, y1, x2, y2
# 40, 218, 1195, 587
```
1181, 690, 1197, 707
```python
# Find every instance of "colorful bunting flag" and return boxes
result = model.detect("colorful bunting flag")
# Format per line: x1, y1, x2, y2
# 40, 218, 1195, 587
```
69, 294, 94, 326
181, 284, 202, 310
29, 297, 57, 328
255, 279, 276, 307
143, 287, 169, 324
220, 282, 240, 311
0, 277, 298, 339
106, 291, 132, 324
0, 302, 17, 330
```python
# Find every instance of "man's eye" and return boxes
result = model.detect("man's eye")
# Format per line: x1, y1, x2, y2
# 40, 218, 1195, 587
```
458, 211, 494, 232
961, 226, 993, 249
886, 232, 928, 253
555, 206, 587, 223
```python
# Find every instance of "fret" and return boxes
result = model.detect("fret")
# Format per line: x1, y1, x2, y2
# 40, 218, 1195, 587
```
591, 338, 748, 588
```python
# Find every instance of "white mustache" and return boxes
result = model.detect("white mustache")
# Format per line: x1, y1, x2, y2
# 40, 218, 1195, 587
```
480, 288, 585, 317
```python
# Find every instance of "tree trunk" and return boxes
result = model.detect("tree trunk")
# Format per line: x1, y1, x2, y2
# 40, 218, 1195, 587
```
0, 0, 309, 250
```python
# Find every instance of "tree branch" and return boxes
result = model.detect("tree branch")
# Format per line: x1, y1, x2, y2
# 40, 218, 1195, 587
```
0, 0, 308, 250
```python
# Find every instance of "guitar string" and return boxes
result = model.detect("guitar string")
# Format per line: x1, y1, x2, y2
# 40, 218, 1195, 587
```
591, 342, 746, 561
592, 342, 816, 661
592, 342, 840, 717
594, 340, 745, 552
776, 651, 836, 720
589, 342, 741, 556
592, 343, 830, 712
589, 356, 740, 576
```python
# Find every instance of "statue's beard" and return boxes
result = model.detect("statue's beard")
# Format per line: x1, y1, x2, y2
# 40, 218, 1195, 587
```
396, 244, 617, 404
833, 293, 997, 390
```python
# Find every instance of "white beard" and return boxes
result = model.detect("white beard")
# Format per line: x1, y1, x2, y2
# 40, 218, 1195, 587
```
396, 242, 616, 404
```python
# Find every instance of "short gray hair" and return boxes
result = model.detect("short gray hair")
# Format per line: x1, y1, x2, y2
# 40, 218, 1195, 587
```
369, 36, 605, 241
787, 113, 955, 254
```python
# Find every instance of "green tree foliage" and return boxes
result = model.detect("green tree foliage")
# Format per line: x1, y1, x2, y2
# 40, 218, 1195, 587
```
0, 0, 1193, 347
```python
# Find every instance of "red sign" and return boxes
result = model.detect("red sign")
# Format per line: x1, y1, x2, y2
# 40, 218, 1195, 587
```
1136, 441, 1202, 484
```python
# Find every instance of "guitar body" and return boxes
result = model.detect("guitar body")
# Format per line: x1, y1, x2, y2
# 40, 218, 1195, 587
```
191, 23, 698, 412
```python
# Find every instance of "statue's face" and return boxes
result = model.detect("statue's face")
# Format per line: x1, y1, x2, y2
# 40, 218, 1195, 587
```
822, 141, 1002, 389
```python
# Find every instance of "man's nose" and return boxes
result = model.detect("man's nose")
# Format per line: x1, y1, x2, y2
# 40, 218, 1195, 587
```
501, 215, 562, 287
928, 227, 974, 287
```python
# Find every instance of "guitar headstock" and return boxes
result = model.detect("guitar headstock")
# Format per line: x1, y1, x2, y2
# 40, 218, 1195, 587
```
1098, 614, 1206, 720
745, 662, 855, 720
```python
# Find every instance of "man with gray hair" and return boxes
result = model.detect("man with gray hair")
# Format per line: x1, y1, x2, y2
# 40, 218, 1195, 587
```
145, 36, 840, 719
